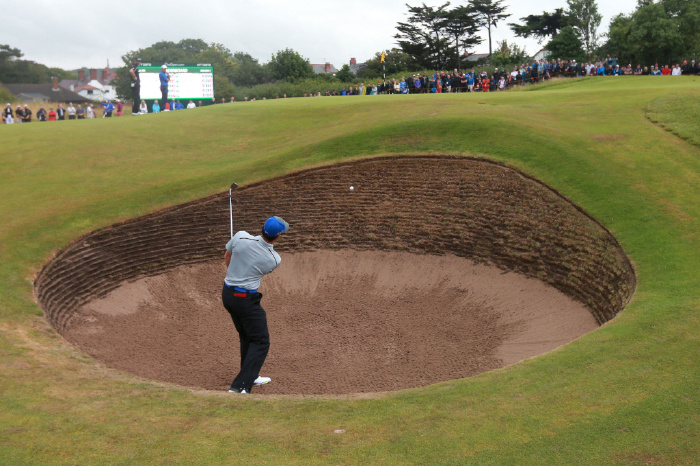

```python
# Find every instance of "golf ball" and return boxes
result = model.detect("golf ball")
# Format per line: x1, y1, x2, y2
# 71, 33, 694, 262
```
349, 186, 354, 191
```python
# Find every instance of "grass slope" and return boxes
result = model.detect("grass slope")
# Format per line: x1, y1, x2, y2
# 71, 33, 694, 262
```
1, 76, 698, 464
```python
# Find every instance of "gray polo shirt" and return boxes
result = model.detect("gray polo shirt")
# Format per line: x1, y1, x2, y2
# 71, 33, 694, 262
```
224, 231, 281, 290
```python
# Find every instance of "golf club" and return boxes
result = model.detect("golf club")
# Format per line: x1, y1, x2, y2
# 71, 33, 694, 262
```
229, 182, 239, 238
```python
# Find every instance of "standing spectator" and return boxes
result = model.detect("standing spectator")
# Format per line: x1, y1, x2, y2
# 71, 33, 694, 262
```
482, 75, 490, 92
56, 104, 66, 120
187, 100, 196, 109
101, 100, 114, 117
36, 107, 47, 121
76, 104, 85, 119
15, 105, 24, 124
116, 101, 123, 117
159, 64, 169, 109
661, 65, 672, 75
23, 105, 32, 122
414, 75, 422, 93
67, 102, 76, 120
230, 97, 235, 103
468, 72, 475, 92
198, 100, 203, 106
499, 76, 506, 91
86, 103, 95, 119
130, 57, 142, 115
164, 102, 171, 111
2, 103, 12, 124
221, 97, 226, 104
176, 100, 184, 110
140, 100, 148, 114
48, 108, 57, 121
671, 64, 682, 76
152, 101, 160, 113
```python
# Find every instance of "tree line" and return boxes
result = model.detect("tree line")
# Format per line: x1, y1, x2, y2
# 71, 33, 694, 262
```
509, 0, 698, 65
0, 44, 77, 84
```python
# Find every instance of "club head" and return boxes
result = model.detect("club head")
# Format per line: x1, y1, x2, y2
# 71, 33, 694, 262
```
230, 182, 239, 191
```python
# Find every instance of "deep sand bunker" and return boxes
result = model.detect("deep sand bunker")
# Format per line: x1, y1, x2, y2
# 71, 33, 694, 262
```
36, 156, 636, 395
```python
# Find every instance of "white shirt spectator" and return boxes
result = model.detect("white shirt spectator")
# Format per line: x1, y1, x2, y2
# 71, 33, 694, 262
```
187, 101, 196, 109
671, 65, 682, 76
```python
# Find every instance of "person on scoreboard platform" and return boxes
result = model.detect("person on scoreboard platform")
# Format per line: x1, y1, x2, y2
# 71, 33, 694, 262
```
159, 64, 170, 109
130, 57, 141, 116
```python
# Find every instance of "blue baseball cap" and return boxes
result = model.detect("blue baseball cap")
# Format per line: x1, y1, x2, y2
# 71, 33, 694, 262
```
263, 216, 289, 237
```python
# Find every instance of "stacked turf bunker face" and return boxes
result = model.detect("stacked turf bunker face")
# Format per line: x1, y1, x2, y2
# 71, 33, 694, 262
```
35, 156, 636, 393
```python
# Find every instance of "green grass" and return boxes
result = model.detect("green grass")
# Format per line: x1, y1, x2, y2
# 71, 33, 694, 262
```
1, 76, 699, 464
645, 89, 700, 147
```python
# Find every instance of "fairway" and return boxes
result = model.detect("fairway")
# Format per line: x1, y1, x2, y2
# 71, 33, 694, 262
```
1, 77, 699, 464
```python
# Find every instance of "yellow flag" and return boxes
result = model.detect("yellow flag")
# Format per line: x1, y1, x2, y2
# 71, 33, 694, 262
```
380, 51, 386, 63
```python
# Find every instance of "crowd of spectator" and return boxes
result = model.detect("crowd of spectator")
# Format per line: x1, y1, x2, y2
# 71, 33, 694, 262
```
320, 56, 700, 95
3, 56, 697, 124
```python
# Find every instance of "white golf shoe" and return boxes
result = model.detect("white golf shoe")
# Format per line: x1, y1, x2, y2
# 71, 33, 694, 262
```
254, 376, 271, 385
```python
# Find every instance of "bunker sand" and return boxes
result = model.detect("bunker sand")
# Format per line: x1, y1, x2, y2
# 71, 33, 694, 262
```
65, 251, 597, 394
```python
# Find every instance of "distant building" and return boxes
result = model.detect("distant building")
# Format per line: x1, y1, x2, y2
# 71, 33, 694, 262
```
311, 62, 339, 74
311, 58, 366, 75
533, 49, 551, 61
349, 57, 366, 75
462, 52, 490, 64
60, 67, 116, 100
4, 77, 91, 104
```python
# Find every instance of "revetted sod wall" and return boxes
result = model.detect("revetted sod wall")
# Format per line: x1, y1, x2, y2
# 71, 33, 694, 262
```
36, 155, 636, 333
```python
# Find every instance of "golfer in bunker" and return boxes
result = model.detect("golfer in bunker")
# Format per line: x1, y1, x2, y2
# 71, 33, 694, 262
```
222, 216, 289, 394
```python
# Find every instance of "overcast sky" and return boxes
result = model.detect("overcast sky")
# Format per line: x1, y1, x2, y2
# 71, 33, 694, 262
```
6, 0, 639, 70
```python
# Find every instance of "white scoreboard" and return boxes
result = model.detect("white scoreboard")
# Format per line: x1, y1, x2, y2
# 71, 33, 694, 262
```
139, 63, 214, 100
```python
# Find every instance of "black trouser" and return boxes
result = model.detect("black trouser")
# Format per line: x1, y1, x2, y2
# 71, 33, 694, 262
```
131, 82, 140, 114
222, 285, 270, 392
161, 85, 168, 109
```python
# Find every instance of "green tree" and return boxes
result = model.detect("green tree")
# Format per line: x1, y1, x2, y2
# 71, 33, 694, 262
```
663, 0, 700, 60
195, 43, 237, 82
627, 1, 683, 64
601, 13, 634, 61
509, 9, 570, 42
490, 40, 530, 70
357, 48, 421, 78
546, 26, 585, 62
601, 0, 699, 65
566, 0, 603, 56
266, 48, 313, 82
335, 64, 354, 81
395, 2, 454, 70
443, 5, 483, 68
470, 0, 511, 56
0, 44, 67, 84
230, 52, 268, 86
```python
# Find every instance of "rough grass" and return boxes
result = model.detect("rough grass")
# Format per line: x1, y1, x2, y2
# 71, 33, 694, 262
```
645, 89, 700, 147
0, 76, 699, 464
